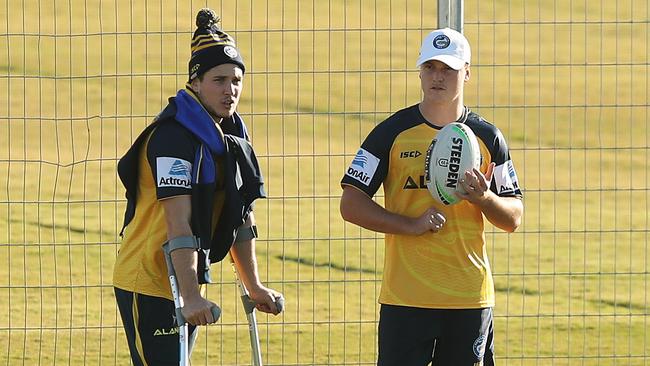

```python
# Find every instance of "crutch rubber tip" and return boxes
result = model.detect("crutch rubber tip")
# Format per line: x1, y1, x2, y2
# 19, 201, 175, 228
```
274, 296, 285, 313
211, 305, 222, 322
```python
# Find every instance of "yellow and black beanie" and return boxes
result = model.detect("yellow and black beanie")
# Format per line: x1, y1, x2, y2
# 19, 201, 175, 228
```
188, 8, 245, 82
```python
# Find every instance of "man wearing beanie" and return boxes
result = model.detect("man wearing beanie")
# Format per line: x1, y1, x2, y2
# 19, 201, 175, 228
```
113, 9, 283, 365
340, 28, 523, 365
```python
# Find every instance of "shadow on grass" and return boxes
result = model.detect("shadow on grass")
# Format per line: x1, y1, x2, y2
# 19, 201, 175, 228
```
275, 254, 379, 274
495, 284, 541, 296
593, 298, 647, 312
495, 284, 646, 312
10, 218, 117, 238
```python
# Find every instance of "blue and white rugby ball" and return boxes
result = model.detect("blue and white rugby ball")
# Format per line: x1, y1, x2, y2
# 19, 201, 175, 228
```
424, 122, 482, 205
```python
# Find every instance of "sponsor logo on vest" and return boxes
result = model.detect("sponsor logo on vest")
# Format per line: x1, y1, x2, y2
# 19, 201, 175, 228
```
158, 159, 191, 187
399, 150, 421, 159
345, 148, 379, 187
508, 161, 519, 190
156, 157, 192, 188
352, 151, 368, 168
494, 160, 520, 195
159, 176, 191, 187
347, 167, 370, 184
153, 327, 179, 336
500, 185, 513, 193
403, 175, 427, 189
169, 160, 189, 176
445, 137, 463, 189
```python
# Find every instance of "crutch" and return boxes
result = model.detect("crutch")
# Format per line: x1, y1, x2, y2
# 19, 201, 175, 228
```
231, 258, 284, 366
163, 242, 222, 366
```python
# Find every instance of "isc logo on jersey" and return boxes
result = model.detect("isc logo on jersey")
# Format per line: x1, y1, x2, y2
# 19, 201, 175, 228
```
156, 157, 192, 188
346, 148, 379, 186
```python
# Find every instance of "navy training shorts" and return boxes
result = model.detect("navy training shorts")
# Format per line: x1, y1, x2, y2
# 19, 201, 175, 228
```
114, 287, 198, 365
377, 304, 495, 366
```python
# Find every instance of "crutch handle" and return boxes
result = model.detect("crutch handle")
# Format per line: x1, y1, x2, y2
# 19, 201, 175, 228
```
176, 304, 222, 325
210, 305, 222, 323
241, 294, 285, 314
274, 296, 285, 313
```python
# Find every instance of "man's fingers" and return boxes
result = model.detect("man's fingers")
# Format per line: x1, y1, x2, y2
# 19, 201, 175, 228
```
462, 169, 490, 193
183, 303, 221, 326
472, 163, 495, 188
255, 300, 278, 314
250, 291, 284, 315
471, 168, 489, 190
425, 209, 445, 231
426, 211, 445, 232
484, 162, 495, 182
201, 306, 221, 325
432, 212, 446, 224
189, 313, 208, 326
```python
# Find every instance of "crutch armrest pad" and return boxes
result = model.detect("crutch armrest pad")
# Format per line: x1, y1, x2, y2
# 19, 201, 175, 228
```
164, 236, 198, 254
235, 225, 258, 242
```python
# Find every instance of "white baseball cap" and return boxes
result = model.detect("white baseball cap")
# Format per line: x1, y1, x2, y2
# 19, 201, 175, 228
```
416, 28, 471, 70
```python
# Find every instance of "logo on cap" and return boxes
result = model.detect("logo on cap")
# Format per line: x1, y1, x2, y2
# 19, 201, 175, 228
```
224, 46, 238, 59
190, 63, 200, 79
433, 34, 451, 49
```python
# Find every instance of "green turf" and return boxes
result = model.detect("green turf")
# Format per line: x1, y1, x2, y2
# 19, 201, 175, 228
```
1, 0, 649, 364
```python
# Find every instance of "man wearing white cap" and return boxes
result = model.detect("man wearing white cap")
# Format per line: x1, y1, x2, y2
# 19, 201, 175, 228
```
340, 28, 523, 365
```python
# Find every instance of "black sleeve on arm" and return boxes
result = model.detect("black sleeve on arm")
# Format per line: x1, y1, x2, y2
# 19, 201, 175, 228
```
341, 122, 394, 198
146, 122, 197, 199
471, 118, 523, 199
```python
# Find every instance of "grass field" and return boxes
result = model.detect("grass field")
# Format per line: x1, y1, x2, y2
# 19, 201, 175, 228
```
1, 0, 649, 364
